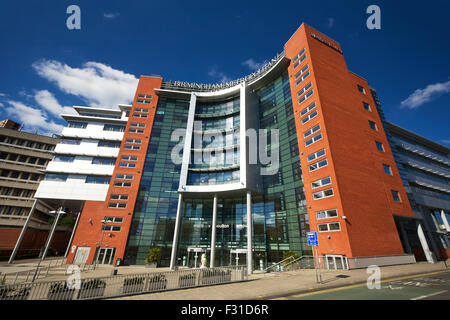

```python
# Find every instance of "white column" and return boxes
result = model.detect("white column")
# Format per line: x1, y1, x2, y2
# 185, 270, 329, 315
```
8, 199, 38, 264
41, 207, 64, 260
417, 223, 435, 264
441, 210, 450, 232
210, 194, 218, 268
246, 191, 253, 274
64, 211, 81, 257
170, 193, 183, 270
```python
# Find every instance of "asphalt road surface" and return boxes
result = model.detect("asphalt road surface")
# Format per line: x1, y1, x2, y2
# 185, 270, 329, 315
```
276, 269, 450, 300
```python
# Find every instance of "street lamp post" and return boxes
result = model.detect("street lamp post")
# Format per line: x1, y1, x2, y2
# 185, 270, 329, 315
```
93, 219, 106, 270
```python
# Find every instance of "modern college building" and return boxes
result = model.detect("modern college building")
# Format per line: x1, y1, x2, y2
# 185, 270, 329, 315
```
57, 23, 449, 271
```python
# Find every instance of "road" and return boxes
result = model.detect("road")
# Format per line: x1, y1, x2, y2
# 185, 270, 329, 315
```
275, 269, 450, 300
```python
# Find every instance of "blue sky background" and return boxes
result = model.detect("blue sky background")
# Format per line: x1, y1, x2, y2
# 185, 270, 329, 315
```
0, 0, 449, 146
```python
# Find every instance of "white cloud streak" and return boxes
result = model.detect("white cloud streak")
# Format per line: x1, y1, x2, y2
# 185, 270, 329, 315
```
241, 58, 267, 72
103, 13, 120, 19
207, 68, 231, 83
34, 90, 76, 116
400, 80, 450, 109
32, 60, 138, 109
4, 100, 64, 133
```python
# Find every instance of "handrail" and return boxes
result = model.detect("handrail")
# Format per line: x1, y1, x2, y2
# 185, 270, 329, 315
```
263, 256, 296, 273
282, 255, 314, 270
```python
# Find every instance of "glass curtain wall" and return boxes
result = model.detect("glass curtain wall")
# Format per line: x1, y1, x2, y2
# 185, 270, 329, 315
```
123, 98, 189, 266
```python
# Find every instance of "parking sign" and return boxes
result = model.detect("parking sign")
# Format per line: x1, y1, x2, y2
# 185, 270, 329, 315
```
307, 232, 318, 246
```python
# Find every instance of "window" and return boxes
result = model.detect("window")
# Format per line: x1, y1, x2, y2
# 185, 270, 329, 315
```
298, 89, 313, 104
103, 124, 125, 132
121, 155, 138, 161
116, 174, 133, 180
104, 216, 124, 223
383, 164, 392, 175
391, 190, 401, 202
307, 148, 326, 162
136, 99, 151, 104
92, 158, 116, 165
311, 176, 332, 189
318, 222, 341, 232
301, 110, 318, 125
86, 176, 110, 184
130, 123, 146, 128
369, 120, 377, 131
44, 174, 68, 182
357, 85, 365, 94
295, 64, 309, 80
137, 94, 152, 99
313, 188, 334, 200
134, 108, 149, 113
133, 113, 148, 118
128, 128, 144, 133
98, 140, 121, 148
295, 70, 310, 86
125, 139, 142, 144
304, 124, 321, 138
67, 121, 87, 129
375, 141, 384, 152
293, 53, 307, 69
305, 133, 322, 147
114, 181, 131, 187
292, 48, 306, 64
53, 155, 74, 162
102, 225, 122, 232
309, 158, 328, 172
124, 145, 140, 150
110, 194, 129, 200
60, 138, 81, 145
297, 82, 313, 97
108, 202, 127, 209
363, 102, 371, 112
316, 209, 338, 220
119, 162, 136, 168
300, 102, 316, 117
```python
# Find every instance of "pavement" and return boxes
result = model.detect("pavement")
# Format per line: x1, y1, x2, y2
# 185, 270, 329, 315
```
2, 257, 449, 300
110, 260, 450, 300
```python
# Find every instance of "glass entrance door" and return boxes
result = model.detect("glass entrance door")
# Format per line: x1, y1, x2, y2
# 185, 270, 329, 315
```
325, 255, 348, 270
230, 249, 247, 266
186, 248, 208, 268
95, 247, 116, 265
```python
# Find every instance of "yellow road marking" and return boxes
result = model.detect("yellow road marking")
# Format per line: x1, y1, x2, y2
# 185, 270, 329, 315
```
272, 269, 450, 300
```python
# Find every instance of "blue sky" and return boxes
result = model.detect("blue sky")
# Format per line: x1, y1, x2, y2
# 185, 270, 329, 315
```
0, 0, 449, 146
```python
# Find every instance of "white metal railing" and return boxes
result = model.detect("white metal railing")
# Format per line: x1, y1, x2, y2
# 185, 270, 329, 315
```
0, 265, 247, 300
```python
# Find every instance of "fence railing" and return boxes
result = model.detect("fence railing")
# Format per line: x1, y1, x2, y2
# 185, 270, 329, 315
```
0, 265, 247, 300
1, 258, 67, 285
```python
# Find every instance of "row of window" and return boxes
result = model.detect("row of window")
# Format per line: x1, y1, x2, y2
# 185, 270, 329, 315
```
0, 136, 55, 151
67, 122, 126, 132
0, 169, 41, 181
292, 48, 306, 65
0, 152, 48, 166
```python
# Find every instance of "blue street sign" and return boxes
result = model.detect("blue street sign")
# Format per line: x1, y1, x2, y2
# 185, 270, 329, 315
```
307, 232, 318, 246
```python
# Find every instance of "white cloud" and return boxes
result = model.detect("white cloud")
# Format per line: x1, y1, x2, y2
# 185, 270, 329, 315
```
400, 80, 450, 109
207, 68, 231, 83
242, 58, 267, 72
32, 60, 138, 109
0, 93, 5, 97
34, 90, 76, 116
103, 13, 120, 19
4, 100, 64, 133
328, 18, 335, 28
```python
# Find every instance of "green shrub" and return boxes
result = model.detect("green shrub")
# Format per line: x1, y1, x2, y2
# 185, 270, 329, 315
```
145, 247, 161, 264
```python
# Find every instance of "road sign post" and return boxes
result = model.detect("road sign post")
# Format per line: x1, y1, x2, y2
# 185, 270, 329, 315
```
307, 232, 322, 283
